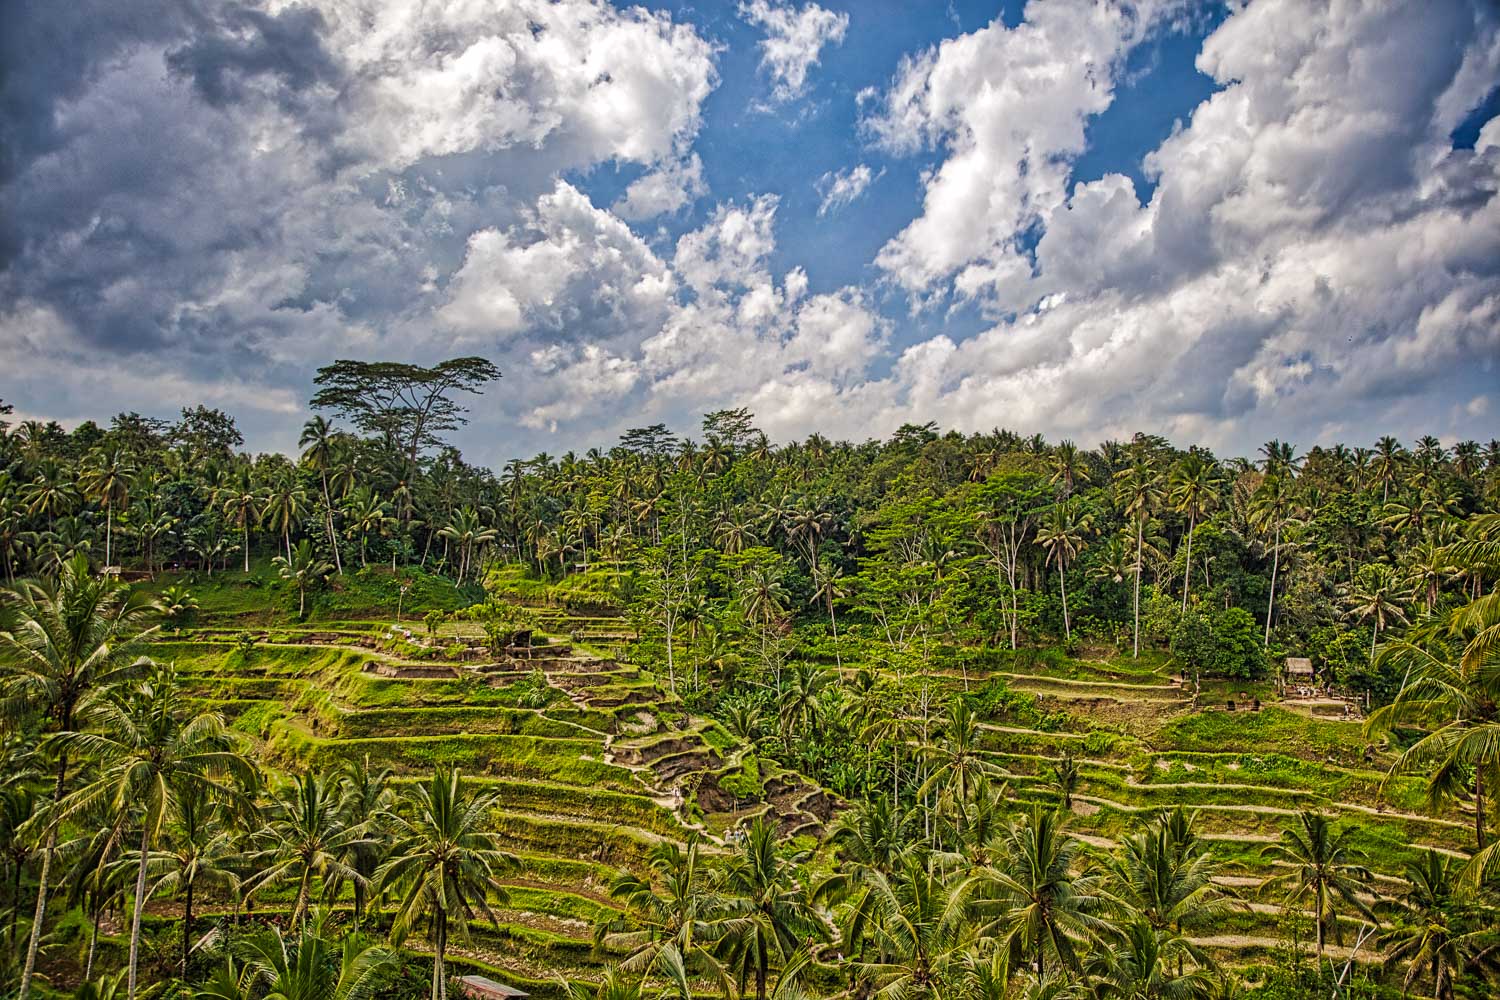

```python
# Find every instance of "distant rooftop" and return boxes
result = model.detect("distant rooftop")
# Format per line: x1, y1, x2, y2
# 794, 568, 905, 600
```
1285, 657, 1314, 675
455, 975, 529, 1000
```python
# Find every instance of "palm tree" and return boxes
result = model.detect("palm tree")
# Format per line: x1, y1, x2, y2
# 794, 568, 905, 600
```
198, 913, 395, 1000
1248, 473, 1302, 647
1373, 436, 1406, 504
343, 488, 395, 569
247, 773, 366, 929
47, 665, 257, 1000
1102, 809, 1237, 947
1168, 453, 1223, 614
808, 563, 847, 668
274, 539, 334, 618
918, 700, 1007, 836
375, 768, 517, 1000
777, 662, 833, 743
1050, 755, 1079, 811
260, 478, 307, 563
1036, 504, 1090, 642
853, 856, 966, 999
299, 416, 344, 575
1259, 811, 1375, 959
559, 971, 646, 1000
1114, 460, 1163, 658
21, 459, 79, 532
0, 554, 156, 1000
598, 836, 730, 998
148, 781, 246, 974
1367, 591, 1500, 864
1378, 850, 1495, 1000
715, 816, 822, 1000
437, 505, 497, 583
1082, 918, 1216, 1000
218, 470, 261, 574
1050, 440, 1090, 499
1342, 564, 1411, 663
962, 806, 1106, 979
79, 448, 135, 567
338, 754, 395, 926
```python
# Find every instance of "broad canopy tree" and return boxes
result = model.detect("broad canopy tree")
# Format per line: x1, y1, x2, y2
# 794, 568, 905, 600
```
311, 358, 502, 463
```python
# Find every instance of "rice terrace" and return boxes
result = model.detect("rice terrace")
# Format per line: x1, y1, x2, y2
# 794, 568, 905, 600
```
2, 2, 1499, 1000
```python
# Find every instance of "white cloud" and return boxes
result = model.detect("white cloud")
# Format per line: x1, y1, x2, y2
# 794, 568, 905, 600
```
866, 1, 1179, 306
439, 180, 674, 339
816, 163, 877, 215
739, 0, 849, 102
613, 153, 707, 220
330, 0, 717, 173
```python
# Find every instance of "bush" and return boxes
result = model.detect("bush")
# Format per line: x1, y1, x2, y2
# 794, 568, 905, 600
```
1173, 605, 1265, 680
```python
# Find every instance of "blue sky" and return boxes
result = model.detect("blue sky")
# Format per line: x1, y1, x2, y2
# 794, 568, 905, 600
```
1, 0, 1497, 464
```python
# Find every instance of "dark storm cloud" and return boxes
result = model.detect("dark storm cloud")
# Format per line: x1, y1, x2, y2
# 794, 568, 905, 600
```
165, 4, 341, 111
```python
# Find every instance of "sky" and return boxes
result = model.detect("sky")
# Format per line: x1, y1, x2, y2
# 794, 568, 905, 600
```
1, 0, 1498, 467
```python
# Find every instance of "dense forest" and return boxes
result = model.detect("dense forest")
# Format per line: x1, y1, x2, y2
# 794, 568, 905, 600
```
0, 368, 1498, 1000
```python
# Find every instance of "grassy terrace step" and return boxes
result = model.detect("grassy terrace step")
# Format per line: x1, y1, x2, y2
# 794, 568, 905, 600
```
491, 811, 673, 868
998, 673, 1187, 698
387, 775, 688, 838
266, 726, 644, 793
326, 705, 588, 739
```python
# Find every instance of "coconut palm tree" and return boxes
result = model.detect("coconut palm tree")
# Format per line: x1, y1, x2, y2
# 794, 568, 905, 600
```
299, 416, 343, 575
918, 700, 1007, 837
197, 912, 395, 1000
961, 806, 1107, 979
1168, 453, 1223, 614
1367, 590, 1500, 866
1248, 473, 1303, 647
808, 563, 847, 668
1342, 564, 1411, 663
375, 768, 517, 1000
1259, 811, 1375, 959
260, 478, 307, 563
1378, 850, 1498, 1000
274, 539, 334, 618
715, 816, 823, 1000
343, 488, 395, 569
1102, 809, 1238, 948
1036, 503, 1091, 642
247, 773, 365, 929
853, 856, 967, 999
148, 781, 246, 974
337, 755, 395, 926
217, 470, 262, 574
1082, 918, 1216, 1000
79, 448, 135, 568
46, 664, 257, 1000
1114, 460, 1164, 658
598, 835, 730, 998
0, 554, 157, 1000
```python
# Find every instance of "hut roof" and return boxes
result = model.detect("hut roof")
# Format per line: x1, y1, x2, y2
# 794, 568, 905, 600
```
455, 976, 529, 1000
1284, 657, 1314, 676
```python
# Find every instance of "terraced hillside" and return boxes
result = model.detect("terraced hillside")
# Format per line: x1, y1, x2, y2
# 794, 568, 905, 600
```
836, 649, 1473, 968
156, 579, 835, 994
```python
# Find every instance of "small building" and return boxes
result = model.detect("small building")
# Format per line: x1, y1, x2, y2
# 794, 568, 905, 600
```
1283, 657, 1314, 693
455, 976, 529, 1000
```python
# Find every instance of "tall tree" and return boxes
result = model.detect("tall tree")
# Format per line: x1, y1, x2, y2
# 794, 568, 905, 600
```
375, 768, 516, 1000
311, 358, 502, 463
1259, 812, 1375, 960
0, 555, 156, 1000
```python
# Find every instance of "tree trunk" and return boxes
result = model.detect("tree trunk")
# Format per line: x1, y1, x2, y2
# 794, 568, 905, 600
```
322, 473, 343, 575
1476, 770, 1487, 852
1264, 524, 1281, 647
127, 822, 150, 1000
182, 878, 194, 974
1181, 512, 1195, 614
1059, 562, 1071, 641
243, 521, 250, 574
19, 753, 67, 1000
105, 506, 113, 566
1133, 517, 1143, 659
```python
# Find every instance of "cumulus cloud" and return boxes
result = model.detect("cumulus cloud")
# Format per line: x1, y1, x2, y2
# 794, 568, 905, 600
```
816, 164, 878, 215
739, 0, 849, 102
613, 153, 708, 220
3, 0, 1497, 462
